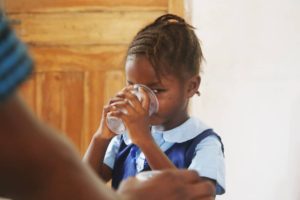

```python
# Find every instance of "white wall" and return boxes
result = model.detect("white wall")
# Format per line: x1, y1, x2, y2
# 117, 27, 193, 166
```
189, 0, 300, 199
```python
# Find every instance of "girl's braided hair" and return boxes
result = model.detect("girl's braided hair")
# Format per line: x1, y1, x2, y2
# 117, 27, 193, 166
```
127, 14, 203, 80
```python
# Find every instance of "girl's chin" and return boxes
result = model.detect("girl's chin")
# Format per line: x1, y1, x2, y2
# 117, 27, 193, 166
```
149, 116, 163, 126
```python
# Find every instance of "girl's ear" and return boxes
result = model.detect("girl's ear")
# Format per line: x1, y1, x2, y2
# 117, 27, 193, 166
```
186, 75, 201, 98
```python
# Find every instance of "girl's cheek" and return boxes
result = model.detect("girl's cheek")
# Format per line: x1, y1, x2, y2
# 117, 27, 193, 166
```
156, 100, 167, 112
155, 92, 166, 100
155, 93, 171, 107
156, 97, 164, 107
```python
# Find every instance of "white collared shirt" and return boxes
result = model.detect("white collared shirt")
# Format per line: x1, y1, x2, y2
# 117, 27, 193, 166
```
104, 117, 226, 194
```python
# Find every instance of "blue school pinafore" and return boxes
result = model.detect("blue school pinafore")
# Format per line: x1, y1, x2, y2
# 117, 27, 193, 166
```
111, 129, 224, 189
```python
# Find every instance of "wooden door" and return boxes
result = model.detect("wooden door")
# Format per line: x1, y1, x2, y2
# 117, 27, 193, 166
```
6, 0, 184, 155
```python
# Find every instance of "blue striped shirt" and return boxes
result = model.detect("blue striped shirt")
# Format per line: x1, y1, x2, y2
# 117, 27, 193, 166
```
0, 15, 33, 101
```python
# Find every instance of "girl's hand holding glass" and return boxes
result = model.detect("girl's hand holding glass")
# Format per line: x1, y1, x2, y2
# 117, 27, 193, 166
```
93, 104, 117, 140
106, 84, 159, 145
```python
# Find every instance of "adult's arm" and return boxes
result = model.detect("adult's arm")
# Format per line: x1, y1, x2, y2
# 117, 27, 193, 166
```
0, 94, 118, 200
118, 170, 216, 200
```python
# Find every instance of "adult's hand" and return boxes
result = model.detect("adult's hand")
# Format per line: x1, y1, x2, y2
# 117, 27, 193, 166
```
117, 170, 216, 200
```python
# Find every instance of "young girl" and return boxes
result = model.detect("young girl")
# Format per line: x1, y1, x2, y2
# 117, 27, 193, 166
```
83, 14, 225, 195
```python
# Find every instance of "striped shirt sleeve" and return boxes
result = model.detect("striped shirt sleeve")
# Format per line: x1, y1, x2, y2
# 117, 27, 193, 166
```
0, 14, 34, 102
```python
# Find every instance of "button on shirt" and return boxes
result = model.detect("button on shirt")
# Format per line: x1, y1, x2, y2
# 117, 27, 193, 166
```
104, 117, 226, 194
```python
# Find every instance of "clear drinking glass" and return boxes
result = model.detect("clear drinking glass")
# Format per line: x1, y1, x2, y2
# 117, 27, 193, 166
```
106, 84, 159, 135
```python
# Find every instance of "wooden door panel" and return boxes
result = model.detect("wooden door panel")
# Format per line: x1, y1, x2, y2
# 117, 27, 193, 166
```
9, 11, 165, 45
19, 75, 36, 112
61, 71, 84, 150
6, 0, 168, 12
81, 71, 105, 152
30, 46, 127, 72
36, 72, 63, 131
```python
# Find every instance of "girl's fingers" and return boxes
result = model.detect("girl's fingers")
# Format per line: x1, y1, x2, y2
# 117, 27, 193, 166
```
112, 85, 152, 115
109, 85, 134, 104
116, 90, 144, 111
117, 90, 139, 101
108, 97, 124, 105
109, 100, 136, 116
116, 85, 134, 97
107, 110, 122, 117
104, 104, 118, 114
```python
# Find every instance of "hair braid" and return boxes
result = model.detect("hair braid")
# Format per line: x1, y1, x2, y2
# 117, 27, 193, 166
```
127, 14, 203, 80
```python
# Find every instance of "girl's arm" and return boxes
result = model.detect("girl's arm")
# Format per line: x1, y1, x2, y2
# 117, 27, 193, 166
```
136, 135, 177, 170
83, 133, 113, 182
82, 106, 116, 182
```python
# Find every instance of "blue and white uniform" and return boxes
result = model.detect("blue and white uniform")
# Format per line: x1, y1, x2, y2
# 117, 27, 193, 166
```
104, 117, 226, 195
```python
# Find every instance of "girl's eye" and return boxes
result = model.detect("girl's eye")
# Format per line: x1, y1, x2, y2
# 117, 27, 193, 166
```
152, 89, 165, 94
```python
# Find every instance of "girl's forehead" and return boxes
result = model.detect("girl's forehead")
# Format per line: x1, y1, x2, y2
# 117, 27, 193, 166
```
125, 55, 157, 82
125, 55, 181, 86
125, 55, 154, 71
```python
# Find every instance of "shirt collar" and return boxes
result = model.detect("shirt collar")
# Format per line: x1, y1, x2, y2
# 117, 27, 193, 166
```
123, 117, 210, 145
